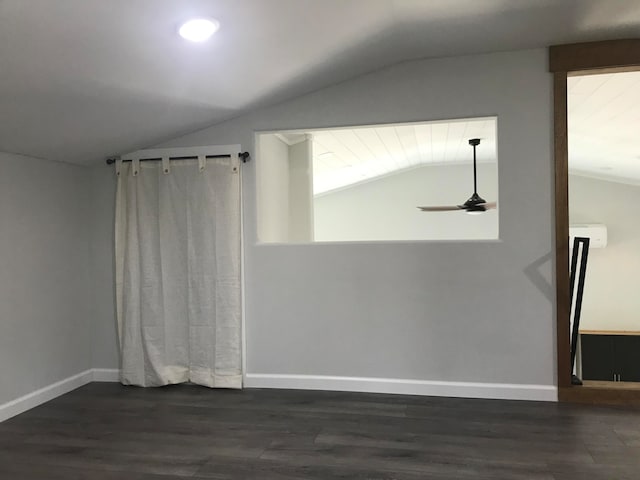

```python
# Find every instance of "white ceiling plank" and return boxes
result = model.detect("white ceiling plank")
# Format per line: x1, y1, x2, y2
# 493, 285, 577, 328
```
303, 117, 498, 194
443, 121, 469, 164
414, 124, 433, 164
375, 126, 410, 170
430, 122, 451, 165
331, 129, 390, 177
353, 128, 396, 174
570, 73, 640, 121
395, 125, 421, 167
313, 132, 352, 168
568, 71, 640, 185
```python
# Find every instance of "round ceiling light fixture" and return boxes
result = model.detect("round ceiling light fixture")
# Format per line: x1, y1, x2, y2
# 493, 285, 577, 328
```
178, 18, 220, 42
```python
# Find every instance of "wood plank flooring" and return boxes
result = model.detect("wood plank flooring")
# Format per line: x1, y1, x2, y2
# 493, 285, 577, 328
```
0, 383, 639, 479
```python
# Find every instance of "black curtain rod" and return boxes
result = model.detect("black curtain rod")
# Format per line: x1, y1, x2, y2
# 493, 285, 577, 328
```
106, 152, 250, 165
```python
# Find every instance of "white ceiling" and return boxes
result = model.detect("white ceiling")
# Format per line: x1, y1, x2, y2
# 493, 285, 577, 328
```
305, 118, 496, 194
568, 71, 640, 185
1, 0, 640, 165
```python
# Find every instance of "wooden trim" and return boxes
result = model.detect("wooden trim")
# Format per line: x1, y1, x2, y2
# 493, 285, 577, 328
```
559, 385, 640, 406
568, 66, 640, 77
549, 39, 640, 72
583, 380, 640, 390
580, 330, 640, 336
554, 71, 570, 389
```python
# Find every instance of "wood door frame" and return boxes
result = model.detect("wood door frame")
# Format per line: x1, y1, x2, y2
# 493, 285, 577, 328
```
550, 39, 640, 404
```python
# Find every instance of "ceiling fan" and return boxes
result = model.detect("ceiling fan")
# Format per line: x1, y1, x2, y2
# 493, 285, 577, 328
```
418, 138, 497, 214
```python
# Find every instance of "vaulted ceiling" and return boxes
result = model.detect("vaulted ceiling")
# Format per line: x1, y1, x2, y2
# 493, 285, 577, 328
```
306, 118, 496, 194
1, 0, 640, 165
568, 71, 640, 185
312, 119, 496, 194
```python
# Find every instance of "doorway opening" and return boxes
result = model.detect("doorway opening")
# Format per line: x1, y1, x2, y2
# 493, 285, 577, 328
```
550, 39, 640, 404
568, 70, 640, 389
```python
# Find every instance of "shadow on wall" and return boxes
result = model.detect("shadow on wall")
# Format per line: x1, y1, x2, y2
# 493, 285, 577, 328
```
523, 251, 554, 303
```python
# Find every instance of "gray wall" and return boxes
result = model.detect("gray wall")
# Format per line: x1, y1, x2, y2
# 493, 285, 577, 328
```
0, 152, 92, 404
314, 163, 498, 241
569, 174, 640, 332
0, 48, 557, 404
93, 49, 556, 391
88, 167, 119, 369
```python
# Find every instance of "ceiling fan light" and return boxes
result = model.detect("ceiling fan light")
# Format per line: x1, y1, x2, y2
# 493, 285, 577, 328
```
466, 209, 486, 215
465, 203, 487, 214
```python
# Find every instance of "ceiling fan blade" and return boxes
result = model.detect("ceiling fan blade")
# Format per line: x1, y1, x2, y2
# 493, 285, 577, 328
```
418, 201, 496, 213
417, 205, 463, 212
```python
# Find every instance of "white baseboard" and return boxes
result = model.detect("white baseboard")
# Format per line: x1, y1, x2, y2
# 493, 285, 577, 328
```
244, 373, 558, 402
0, 368, 121, 423
92, 368, 120, 382
1, 370, 556, 424
0, 370, 93, 423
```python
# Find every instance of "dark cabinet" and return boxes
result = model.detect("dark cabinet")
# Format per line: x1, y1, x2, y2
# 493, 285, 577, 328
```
581, 334, 640, 382
615, 336, 640, 382
581, 335, 615, 381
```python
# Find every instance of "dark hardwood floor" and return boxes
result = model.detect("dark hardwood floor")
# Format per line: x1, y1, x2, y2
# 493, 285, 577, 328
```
0, 383, 639, 479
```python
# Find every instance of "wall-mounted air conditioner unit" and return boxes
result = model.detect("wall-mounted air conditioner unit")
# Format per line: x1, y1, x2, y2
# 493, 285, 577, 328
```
569, 224, 607, 248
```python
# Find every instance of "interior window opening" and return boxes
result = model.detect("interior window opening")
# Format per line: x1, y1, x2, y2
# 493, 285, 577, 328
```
256, 117, 499, 243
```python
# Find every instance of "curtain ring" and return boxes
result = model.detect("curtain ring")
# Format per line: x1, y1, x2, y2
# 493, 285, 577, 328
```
232, 153, 239, 174
131, 157, 140, 176
162, 157, 170, 175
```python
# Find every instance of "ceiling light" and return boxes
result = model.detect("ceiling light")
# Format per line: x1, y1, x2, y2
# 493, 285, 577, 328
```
179, 18, 219, 42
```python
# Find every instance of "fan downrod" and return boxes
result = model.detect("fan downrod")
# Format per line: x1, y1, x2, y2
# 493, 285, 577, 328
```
459, 138, 486, 211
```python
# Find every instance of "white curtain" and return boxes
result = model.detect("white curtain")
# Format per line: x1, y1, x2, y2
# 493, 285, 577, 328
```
115, 155, 242, 388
